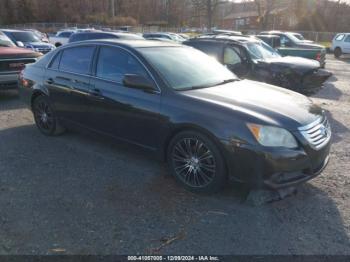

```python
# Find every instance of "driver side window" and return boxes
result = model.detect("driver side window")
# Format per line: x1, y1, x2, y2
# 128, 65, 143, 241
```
280, 36, 293, 47
224, 47, 242, 66
96, 46, 150, 83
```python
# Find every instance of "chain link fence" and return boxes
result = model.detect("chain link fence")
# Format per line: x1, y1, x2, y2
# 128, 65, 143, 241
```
1, 23, 338, 43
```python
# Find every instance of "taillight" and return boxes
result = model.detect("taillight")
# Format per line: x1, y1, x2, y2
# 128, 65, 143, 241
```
19, 70, 29, 87
316, 52, 321, 61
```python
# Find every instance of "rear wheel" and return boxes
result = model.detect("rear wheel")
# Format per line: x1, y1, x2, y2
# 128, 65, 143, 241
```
167, 131, 227, 194
334, 47, 342, 58
32, 95, 66, 136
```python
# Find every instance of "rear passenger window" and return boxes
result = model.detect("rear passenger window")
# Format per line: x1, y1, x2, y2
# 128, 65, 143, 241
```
59, 46, 95, 75
345, 36, 350, 42
96, 46, 149, 83
48, 52, 61, 70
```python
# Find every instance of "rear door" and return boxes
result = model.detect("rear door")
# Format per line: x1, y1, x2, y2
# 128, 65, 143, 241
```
44, 45, 96, 126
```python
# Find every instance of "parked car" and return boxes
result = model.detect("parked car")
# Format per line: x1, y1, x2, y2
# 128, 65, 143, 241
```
1, 29, 55, 54
184, 35, 331, 93
68, 31, 144, 43
143, 32, 185, 43
0, 32, 42, 90
19, 40, 331, 193
259, 31, 327, 67
330, 33, 350, 58
24, 29, 49, 43
49, 30, 76, 47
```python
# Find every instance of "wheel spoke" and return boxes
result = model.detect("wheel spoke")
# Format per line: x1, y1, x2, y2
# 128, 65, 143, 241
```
172, 137, 217, 188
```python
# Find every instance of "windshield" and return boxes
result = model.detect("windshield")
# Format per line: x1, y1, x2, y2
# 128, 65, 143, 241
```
9, 31, 40, 43
139, 47, 237, 90
285, 33, 301, 43
246, 42, 280, 60
0, 33, 15, 47
292, 33, 305, 40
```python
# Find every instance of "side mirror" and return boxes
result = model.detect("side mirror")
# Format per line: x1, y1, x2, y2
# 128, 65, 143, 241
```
16, 41, 25, 47
123, 74, 157, 93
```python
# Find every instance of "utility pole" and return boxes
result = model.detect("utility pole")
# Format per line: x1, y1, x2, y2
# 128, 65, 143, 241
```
110, 0, 115, 17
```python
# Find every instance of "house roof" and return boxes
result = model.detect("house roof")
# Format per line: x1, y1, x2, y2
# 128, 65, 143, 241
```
223, 7, 289, 20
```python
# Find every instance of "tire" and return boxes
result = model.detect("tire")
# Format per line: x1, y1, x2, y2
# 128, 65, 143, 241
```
334, 47, 342, 58
55, 43, 62, 47
167, 131, 227, 194
32, 95, 66, 136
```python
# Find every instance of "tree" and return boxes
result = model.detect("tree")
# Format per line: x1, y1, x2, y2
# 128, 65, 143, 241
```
191, 0, 227, 30
254, 0, 277, 29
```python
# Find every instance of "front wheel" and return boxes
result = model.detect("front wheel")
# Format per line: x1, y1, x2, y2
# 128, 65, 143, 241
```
32, 95, 66, 136
167, 131, 227, 194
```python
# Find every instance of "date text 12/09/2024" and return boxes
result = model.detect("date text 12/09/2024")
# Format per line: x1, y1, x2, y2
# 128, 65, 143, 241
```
127, 256, 220, 261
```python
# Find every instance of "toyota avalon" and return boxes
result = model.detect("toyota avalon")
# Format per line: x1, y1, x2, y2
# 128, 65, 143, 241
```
19, 40, 331, 193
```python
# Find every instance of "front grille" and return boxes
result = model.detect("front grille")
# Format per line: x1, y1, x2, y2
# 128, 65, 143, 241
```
36, 48, 52, 54
298, 115, 331, 150
0, 58, 37, 72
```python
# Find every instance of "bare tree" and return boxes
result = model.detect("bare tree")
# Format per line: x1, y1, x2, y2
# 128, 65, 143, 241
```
254, 0, 277, 29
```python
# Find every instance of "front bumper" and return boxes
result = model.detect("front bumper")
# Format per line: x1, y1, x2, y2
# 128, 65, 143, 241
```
302, 69, 332, 89
0, 72, 19, 90
222, 137, 331, 190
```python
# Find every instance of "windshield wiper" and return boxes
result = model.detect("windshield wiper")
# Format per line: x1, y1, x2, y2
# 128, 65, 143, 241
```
181, 79, 239, 91
213, 78, 239, 86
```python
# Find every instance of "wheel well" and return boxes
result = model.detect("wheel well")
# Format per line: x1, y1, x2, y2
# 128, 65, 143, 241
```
55, 43, 62, 47
335, 47, 342, 51
163, 125, 231, 178
31, 91, 45, 110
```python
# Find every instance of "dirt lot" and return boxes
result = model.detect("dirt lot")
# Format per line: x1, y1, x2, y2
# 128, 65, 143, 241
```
0, 55, 349, 255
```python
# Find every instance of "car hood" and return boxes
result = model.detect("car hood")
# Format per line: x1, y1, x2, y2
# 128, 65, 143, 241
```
0, 47, 41, 59
182, 80, 322, 129
261, 56, 320, 71
24, 42, 54, 48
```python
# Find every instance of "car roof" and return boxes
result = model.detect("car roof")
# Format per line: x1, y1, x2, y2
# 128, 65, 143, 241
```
0, 29, 28, 32
191, 34, 261, 44
65, 39, 181, 48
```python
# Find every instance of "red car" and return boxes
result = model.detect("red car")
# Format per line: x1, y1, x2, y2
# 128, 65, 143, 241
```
0, 32, 42, 90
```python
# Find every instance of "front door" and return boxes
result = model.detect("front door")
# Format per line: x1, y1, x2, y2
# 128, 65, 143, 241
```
88, 46, 161, 149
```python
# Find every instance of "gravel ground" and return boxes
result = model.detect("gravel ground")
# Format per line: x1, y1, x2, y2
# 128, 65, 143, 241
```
0, 55, 349, 255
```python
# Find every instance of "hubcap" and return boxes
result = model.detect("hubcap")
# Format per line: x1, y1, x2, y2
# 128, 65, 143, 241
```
34, 100, 54, 131
172, 138, 216, 188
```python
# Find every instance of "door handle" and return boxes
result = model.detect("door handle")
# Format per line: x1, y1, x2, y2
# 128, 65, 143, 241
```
46, 78, 54, 85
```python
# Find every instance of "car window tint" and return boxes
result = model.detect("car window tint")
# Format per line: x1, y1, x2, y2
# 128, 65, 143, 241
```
49, 52, 61, 69
59, 46, 95, 74
60, 32, 72, 38
335, 34, 345, 41
345, 35, 350, 42
224, 47, 242, 65
187, 42, 222, 62
96, 46, 149, 83
280, 35, 292, 47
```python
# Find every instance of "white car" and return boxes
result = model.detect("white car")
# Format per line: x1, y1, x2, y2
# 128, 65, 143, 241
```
49, 31, 75, 47
331, 33, 350, 58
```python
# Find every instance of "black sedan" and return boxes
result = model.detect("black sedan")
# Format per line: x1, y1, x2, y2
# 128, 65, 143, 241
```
19, 40, 331, 193
184, 35, 331, 93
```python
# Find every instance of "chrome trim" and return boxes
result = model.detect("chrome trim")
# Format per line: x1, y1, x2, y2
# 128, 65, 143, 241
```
298, 115, 331, 150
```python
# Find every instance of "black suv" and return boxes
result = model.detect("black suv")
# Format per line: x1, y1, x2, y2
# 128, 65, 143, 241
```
184, 35, 331, 93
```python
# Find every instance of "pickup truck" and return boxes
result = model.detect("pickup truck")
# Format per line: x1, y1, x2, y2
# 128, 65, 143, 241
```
49, 30, 76, 47
257, 32, 327, 68
0, 32, 42, 90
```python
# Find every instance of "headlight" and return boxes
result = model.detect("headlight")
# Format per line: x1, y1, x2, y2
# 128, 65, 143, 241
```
247, 124, 298, 148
